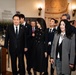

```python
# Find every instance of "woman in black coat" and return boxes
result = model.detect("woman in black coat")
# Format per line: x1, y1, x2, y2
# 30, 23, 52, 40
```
34, 18, 48, 75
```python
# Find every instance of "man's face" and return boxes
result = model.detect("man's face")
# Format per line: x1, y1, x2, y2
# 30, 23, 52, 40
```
49, 19, 55, 27
13, 16, 20, 26
20, 18, 25, 24
61, 16, 67, 20
31, 21, 35, 27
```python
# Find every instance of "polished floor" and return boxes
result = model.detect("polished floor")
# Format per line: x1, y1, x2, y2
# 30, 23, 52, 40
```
6, 54, 76, 75
6, 71, 76, 75
6, 71, 12, 75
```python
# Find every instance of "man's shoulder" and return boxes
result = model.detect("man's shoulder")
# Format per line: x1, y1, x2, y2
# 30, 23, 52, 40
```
25, 23, 32, 29
20, 24, 25, 30
7, 24, 13, 29
20, 24, 24, 27
24, 22, 30, 26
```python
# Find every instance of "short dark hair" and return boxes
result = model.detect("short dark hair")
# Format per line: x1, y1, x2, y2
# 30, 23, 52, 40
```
12, 14, 20, 19
50, 18, 58, 23
61, 14, 70, 20
19, 14, 25, 20
55, 20, 58, 24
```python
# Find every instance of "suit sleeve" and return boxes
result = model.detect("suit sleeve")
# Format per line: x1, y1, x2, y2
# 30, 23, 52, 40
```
24, 27, 27, 48
4, 26, 9, 49
27, 25, 32, 39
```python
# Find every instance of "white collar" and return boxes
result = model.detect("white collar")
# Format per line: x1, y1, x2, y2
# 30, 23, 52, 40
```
14, 25, 20, 33
22, 22, 26, 26
61, 32, 65, 36
14, 25, 19, 28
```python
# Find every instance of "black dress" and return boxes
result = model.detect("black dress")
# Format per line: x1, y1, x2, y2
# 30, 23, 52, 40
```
34, 27, 47, 72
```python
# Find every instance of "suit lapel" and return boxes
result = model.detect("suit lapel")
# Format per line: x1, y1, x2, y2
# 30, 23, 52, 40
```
12, 25, 16, 36
18, 25, 23, 37
12, 24, 22, 38
51, 33, 60, 56
62, 35, 68, 48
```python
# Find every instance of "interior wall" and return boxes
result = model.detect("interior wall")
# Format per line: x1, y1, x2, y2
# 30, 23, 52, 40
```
0, 0, 16, 20
0, 0, 76, 21
45, 0, 69, 27
45, 0, 76, 27
16, 0, 45, 19
16, 0, 76, 21
71, 0, 76, 20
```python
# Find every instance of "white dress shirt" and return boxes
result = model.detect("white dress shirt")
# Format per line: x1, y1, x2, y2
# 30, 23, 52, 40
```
59, 32, 65, 45
22, 22, 26, 26
49, 28, 54, 32
14, 25, 19, 34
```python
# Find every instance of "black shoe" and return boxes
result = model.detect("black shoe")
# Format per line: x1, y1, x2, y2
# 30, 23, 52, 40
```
51, 74, 54, 75
28, 72, 32, 75
34, 71, 36, 75
43, 72, 48, 75
40, 72, 42, 75
17, 70, 20, 74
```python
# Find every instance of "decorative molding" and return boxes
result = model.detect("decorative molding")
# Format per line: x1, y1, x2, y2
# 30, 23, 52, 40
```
45, 0, 68, 14
45, 3, 69, 14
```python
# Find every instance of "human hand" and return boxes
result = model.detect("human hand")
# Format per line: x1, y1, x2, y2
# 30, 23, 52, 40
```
24, 48, 28, 52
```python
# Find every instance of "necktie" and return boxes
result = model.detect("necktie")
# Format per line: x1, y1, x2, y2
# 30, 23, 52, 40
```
15, 27, 18, 48
49, 29, 51, 32
16, 26, 18, 36
32, 27, 35, 33
51, 29, 53, 32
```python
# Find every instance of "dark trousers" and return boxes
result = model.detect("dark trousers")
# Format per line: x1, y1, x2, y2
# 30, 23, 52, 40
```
10, 51, 25, 75
25, 51, 32, 74
51, 64, 54, 75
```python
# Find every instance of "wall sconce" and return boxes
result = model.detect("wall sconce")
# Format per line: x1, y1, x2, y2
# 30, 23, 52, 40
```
72, 4, 76, 17
38, 7, 42, 16
72, 9, 76, 16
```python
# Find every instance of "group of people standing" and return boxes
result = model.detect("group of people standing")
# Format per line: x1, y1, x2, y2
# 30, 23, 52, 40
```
4, 13, 76, 75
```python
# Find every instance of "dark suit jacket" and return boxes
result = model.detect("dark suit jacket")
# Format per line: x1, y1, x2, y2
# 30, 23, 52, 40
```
45, 28, 56, 54
4, 24, 27, 54
24, 22, 32, 40
24, 22, 32, 49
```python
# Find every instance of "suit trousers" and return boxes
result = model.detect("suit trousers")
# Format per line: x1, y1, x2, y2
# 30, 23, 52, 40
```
10, 49, 25, 75
25, 51, 32, 74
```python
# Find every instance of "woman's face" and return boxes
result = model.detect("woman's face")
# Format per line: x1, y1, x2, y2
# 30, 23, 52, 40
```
37, 21, 41, 28
60, 21, 66, 32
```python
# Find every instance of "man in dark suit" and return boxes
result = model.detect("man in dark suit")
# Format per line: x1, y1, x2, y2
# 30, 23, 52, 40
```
30, 20, 36, 75
45, 18, 57, 75
20, 14, 32, 75
4, 14, 27, 75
